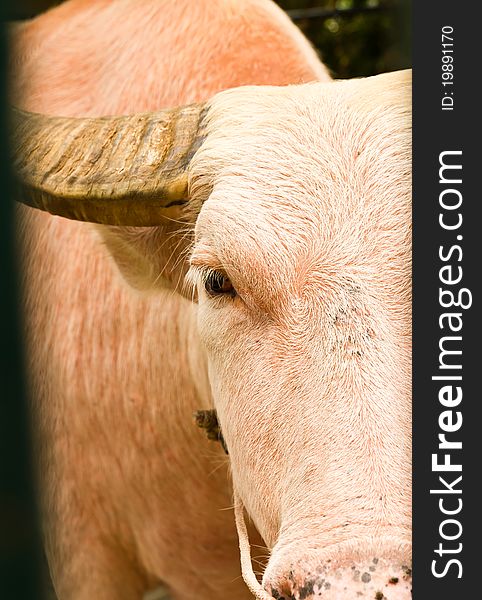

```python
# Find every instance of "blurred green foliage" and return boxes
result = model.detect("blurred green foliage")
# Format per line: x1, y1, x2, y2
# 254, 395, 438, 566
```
278, 0, 411, 78
8, 1, 410, 79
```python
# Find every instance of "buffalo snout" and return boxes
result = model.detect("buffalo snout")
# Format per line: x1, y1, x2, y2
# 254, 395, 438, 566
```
264, 543, 412, 600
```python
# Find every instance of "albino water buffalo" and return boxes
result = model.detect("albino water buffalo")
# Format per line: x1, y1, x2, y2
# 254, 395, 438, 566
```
10, 1, 412, 599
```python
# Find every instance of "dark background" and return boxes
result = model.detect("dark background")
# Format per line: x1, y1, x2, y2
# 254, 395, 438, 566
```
280, 0, 410, 77
1, 2, 411, 599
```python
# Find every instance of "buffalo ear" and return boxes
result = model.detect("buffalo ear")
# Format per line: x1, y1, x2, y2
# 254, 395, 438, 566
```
100, 222, 196, 298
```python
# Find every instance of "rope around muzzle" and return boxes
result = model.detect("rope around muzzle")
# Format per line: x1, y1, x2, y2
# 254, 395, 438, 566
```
233, 488, 275, 600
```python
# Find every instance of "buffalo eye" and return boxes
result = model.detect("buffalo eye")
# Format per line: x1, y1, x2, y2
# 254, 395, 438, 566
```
204, 270, 236, 298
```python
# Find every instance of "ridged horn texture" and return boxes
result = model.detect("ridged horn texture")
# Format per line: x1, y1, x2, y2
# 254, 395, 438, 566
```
10, 103, 207, 226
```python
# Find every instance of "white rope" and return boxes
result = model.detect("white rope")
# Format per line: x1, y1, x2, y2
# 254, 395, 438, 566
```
233, 487, 275, 600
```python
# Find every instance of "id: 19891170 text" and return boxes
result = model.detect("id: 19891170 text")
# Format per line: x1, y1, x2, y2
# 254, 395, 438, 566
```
441, 25, 454, 111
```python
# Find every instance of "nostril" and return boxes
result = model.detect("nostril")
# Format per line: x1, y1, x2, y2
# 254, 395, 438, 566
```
268, 575, 324, 600
270, 586, 297, 600
270, 588, 294, 600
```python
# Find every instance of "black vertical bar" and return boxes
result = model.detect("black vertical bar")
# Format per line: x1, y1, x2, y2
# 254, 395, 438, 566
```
0, 8, 45, 600
413, 2, 480, 598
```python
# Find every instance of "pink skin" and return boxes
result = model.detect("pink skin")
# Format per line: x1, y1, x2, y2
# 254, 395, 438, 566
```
11, 1, 411, 599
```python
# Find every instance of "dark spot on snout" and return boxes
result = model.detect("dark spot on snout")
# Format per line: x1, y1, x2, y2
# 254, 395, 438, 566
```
389, 577, 399, 585
375, 592, 385, 600
402, 565, 412, 579
298, 580, 314, 599
361, 572, 372, 583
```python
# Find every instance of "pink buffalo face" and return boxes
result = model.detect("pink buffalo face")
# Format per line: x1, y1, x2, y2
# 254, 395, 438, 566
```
189, 71, 412, 598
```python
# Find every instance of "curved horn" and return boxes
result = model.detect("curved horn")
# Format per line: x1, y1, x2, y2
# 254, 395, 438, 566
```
10, 103, 207, 226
